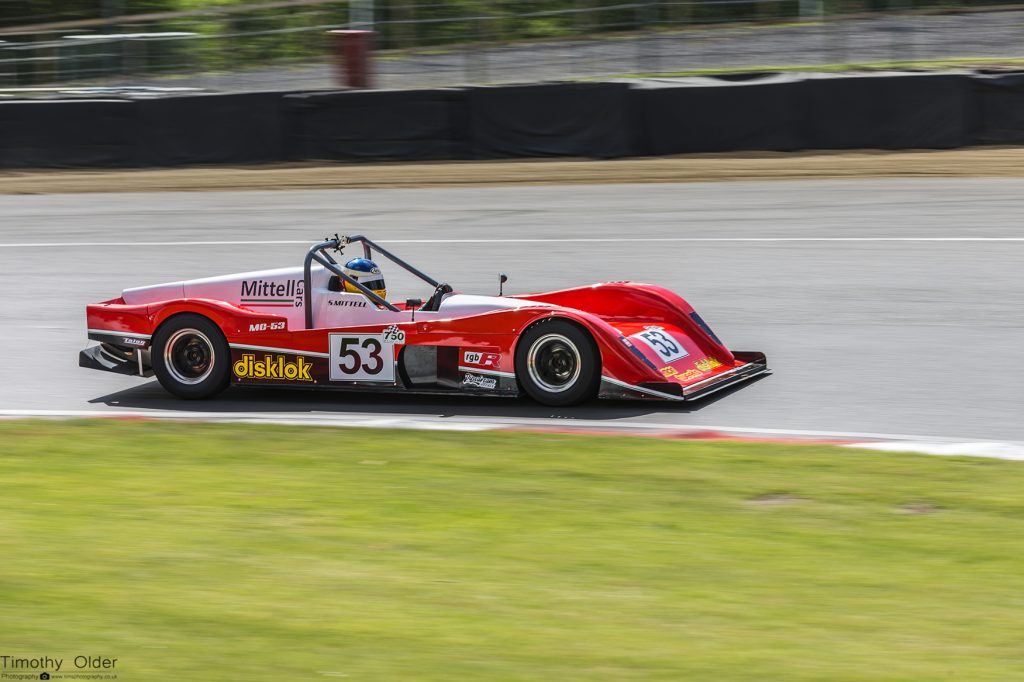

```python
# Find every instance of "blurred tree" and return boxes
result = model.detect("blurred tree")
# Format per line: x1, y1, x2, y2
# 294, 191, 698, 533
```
0, 1, 187, 28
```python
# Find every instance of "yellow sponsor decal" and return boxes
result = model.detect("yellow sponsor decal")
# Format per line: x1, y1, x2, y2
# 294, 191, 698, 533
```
694, 357, 724, 372
660, 357, 725, 382
660, 366, 703, 382
233, 353, 313, 381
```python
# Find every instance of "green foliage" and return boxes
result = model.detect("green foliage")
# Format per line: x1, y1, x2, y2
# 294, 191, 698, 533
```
3, 0, 1024, 82
0, 1, 180, 28
2, 421, 1024, 680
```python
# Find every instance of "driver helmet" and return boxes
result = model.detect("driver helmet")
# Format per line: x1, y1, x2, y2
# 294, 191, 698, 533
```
341, 258, 386, 299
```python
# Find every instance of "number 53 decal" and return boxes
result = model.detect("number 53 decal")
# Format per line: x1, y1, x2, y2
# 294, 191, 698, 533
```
630, 328, 690, 363
329, 334, 396, 382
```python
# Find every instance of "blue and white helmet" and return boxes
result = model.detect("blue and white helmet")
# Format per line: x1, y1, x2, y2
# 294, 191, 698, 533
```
341, 258, 386, 299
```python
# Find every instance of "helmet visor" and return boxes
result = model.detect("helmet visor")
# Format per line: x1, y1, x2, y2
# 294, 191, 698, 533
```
342, 276, 386, 299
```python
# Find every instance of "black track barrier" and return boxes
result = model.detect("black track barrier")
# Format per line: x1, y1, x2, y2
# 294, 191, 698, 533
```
972, 72, 1024, 145
136, 92, 286, 166
0, 72, 1017, 168
0, 99, 140, 168
284, 89, 469, 161
800, 74, 975, 150
637, 75, 806, 155
466, 82, 636, 158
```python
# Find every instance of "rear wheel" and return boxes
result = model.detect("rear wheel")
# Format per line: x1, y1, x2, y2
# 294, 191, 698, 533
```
152, 314, 230, 399
515, 319, 600, 406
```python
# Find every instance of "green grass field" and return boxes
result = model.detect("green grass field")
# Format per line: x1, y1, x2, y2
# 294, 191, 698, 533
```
1, 421, 1023, 681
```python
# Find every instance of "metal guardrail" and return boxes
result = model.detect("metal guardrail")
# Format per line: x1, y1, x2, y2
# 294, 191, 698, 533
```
1, 0, 1022, 94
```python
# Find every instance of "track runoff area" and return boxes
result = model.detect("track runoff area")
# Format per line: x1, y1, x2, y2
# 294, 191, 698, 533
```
1, 178, 1023, 458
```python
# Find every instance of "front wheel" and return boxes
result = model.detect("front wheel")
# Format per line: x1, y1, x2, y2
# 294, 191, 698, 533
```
152, 314, 230, 399
515, 319, 600, 406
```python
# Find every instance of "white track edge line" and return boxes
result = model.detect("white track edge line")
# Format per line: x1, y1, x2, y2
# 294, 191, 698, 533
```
2, 409, 1024, 459
3, 237, 1024, 248
844, 441, 1024, 461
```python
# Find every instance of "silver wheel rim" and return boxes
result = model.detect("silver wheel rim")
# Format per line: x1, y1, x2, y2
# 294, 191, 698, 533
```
527, 333, 582, 393
164, 328, 215, 385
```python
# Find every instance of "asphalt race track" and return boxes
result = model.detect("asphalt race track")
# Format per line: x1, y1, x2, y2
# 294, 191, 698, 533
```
2, 178, 1022, 441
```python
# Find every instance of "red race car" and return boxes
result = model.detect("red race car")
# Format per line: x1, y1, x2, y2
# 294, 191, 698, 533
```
81, 235, 767, 406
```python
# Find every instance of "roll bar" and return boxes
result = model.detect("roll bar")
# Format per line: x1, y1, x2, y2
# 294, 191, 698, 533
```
303, 235, 441, 329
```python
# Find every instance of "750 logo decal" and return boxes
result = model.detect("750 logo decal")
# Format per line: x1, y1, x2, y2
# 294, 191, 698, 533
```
382, 324, 406, 343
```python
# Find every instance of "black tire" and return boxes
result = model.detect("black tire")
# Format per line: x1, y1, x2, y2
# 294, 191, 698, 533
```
515, 318, 600, 406
152, 313, 230, 400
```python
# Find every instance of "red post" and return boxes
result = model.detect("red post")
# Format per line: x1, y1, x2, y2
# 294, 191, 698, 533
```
328, 29, 375, 89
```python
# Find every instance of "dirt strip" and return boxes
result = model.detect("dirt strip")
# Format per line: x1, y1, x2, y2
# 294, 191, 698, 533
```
2, 147, 1023, 194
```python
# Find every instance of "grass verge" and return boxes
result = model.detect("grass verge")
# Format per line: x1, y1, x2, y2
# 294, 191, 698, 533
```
1, 420, 1023, 681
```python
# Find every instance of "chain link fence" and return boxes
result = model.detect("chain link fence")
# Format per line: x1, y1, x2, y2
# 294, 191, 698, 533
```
1, 0, 1022, 94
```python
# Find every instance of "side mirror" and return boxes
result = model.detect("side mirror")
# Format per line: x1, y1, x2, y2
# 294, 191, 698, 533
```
405, 298, 423, 322
499, 273, 508, 296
